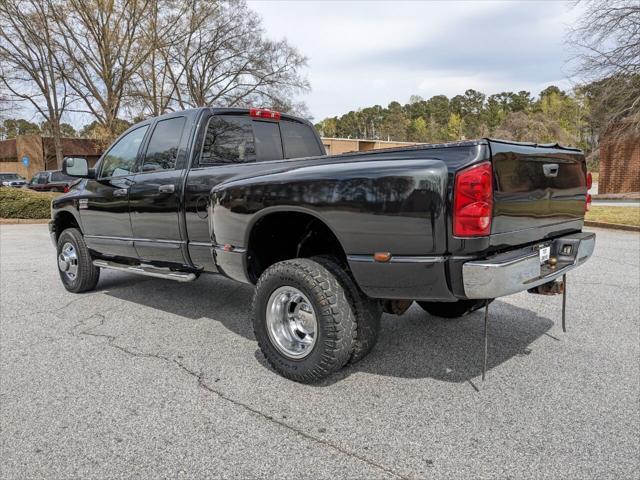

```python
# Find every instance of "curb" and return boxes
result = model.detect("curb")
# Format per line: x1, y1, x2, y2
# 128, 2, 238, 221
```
584, 220, 640, 232
0, 218, 49, 225
593, 194, 640, 201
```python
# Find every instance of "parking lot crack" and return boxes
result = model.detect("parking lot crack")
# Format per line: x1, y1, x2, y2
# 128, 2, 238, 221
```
74, 314, 409, 479
172, 358, 412, 480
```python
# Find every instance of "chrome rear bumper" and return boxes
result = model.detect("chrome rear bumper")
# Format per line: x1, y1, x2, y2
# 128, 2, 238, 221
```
462, 232, 595, 299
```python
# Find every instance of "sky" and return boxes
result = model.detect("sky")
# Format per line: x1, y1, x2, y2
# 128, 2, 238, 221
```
248, 0, 585, 121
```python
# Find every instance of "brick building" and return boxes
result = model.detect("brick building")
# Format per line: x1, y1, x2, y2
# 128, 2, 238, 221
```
0, 135, 103, 180
321, 137, 422, 155
0, 134, 421, 180
598, 124, 640, 194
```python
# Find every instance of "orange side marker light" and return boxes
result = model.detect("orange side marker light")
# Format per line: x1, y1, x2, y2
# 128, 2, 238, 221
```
374, 252, 392, 263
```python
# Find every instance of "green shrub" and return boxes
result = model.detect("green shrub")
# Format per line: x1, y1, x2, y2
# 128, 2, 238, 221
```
0, 188, 60, 219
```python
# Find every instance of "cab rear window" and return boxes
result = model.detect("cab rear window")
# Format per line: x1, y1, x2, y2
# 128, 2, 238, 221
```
280, 121, 323, 158
253, 121, 283, 161
199, 114, 323, 164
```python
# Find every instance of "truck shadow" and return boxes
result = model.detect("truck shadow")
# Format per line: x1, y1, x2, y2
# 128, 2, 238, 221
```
333, 301, 555, 384
99, 271, 554, 384
98, 270, 257, 340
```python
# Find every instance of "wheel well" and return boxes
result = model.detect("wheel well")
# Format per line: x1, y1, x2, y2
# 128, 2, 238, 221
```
247, 212, 347, 283
53, 211, 80, 241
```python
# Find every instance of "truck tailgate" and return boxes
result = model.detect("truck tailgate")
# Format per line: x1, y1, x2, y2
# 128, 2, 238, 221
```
489, 140, 587, 239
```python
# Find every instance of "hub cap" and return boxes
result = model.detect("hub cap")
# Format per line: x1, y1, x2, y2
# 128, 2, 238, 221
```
58, 242, 78, 280
266, 286, 318, 359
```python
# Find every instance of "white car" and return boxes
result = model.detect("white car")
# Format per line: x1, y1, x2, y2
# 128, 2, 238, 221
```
0, 173, 28, 188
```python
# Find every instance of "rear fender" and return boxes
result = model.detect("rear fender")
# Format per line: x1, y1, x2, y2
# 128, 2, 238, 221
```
209, 158, 450, 257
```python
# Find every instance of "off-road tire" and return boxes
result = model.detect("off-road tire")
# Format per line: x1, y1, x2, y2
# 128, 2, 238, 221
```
417, 299, 490, 318
312, 256, 382, 364
57, 228, 100, 293
252, 258, 355, 383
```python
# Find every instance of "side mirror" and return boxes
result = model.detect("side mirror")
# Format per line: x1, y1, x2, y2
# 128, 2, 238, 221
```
63, 157, 90, 177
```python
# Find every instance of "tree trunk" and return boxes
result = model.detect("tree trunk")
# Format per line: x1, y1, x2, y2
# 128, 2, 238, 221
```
51, 119, 64, 169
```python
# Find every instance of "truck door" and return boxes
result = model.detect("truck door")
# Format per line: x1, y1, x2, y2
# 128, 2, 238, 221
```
128, 115, 187, 265
81, 124, 149, 259
184, 114, 259, 270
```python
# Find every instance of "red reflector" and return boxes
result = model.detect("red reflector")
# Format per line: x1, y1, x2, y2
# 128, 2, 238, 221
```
585, 193, 592, 212
453, 162, 493, 237
586, 172, 593, 190
249, 108, 281, 120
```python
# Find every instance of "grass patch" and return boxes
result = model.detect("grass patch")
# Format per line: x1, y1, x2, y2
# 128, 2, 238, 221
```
0, 188, 60, 219
586, 206, 640, 227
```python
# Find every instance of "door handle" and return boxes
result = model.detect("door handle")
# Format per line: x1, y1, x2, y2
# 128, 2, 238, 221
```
158, 184, 175, 194
543, 164, 559, 177
113, 188, 128, 197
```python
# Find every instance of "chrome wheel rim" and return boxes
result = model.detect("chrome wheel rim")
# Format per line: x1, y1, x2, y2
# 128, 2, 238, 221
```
58, 242, 79, 280
266, 286, 318, 359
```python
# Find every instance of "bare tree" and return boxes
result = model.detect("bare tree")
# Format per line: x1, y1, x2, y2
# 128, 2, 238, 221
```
131, 0, 195, 117
0, 0, 69, 167
51, 0, 152, 139
0, 89, 12, 121
569, 0, 640, 133
169, 0, 309, 112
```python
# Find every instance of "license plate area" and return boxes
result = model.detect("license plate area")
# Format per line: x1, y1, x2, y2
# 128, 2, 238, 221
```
539, 246, 551, 264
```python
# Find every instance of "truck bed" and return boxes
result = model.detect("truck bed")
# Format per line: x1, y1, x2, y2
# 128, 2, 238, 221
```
306, 138, 588, 255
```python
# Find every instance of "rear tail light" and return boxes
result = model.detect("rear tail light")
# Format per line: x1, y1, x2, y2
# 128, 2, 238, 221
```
453, 162, 493, 237
586, 172, 593, 190
63, 185, 69, 193
249, 108, 281, 120
585, 193, 592, 212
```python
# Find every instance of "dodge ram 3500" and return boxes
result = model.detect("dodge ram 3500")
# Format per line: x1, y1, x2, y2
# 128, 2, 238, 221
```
50, 107, 595, 382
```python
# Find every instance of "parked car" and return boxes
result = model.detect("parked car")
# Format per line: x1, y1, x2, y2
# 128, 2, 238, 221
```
29, 170, 77, 192
0, 173, 28, 188
50, 107, 595, 383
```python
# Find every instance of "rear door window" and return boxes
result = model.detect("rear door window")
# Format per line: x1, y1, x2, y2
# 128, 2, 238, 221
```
200, 116, 255, 165
142, 117, 186, 172
253, 121, 283, 161
280, 121, 323, 158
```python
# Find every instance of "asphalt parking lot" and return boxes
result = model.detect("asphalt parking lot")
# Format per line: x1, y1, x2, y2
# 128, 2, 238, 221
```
1, 224, 638, 479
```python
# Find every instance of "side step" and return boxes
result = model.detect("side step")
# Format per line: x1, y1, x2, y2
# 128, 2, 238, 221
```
93, 260, 197, 282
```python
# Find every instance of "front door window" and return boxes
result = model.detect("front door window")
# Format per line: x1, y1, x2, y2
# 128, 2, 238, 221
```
99, 126, 148, 178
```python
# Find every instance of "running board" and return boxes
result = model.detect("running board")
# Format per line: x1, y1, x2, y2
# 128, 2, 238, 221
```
93, 260, 197, 282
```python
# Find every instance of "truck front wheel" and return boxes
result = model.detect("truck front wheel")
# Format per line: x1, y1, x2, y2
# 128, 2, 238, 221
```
417, 299, 490, 318
252, 258, 355, 383
56, 228, 100, 293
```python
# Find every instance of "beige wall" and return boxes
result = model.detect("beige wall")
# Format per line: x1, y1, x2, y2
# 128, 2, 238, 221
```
321, 137, 422, 156
0, 135, 45, 180
0, 135, 104, 180
2, 135, 422, 179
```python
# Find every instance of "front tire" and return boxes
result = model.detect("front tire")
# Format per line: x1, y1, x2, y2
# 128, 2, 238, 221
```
252, 258, 355, 383
417, 299, 489, 318
57, 228, 100, 293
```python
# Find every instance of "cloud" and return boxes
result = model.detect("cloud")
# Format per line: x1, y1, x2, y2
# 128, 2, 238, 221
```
249, 1, 582, 119
357, 4, 571, 79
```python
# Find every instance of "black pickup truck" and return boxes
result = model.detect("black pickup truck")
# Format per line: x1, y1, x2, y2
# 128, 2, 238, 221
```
50, 107, 595, 382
